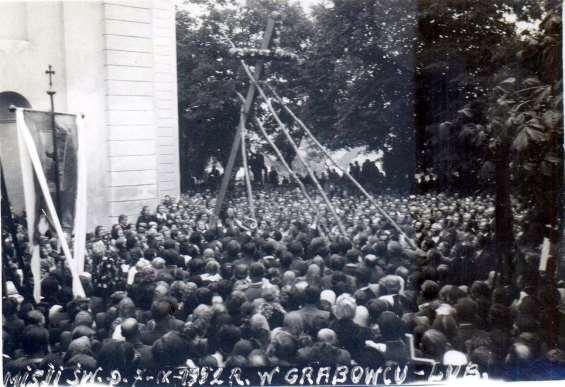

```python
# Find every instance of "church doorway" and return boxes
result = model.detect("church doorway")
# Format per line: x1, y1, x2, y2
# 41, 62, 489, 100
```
0, 91, 32, 212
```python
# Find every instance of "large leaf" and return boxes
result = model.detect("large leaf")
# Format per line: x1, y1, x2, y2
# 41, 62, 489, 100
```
543, 110, 562, 129
535, 87, 551, 105
475, 130, 488, 146
497, 96, 516, 106
514, 113, 525, 125
457, 107, 473, 118
544, 153, 561, 165
526, 127, 546, 142
527, 118, 545, 130
513, 127, 545, 152
512, 128, 529, 152
552, 93, 563, 109
523, 77, 542, 87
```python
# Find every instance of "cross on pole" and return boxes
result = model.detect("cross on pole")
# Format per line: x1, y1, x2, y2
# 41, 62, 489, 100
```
45, 64, 62, 216
45, 65, 55, 89
209, 18, 276, 227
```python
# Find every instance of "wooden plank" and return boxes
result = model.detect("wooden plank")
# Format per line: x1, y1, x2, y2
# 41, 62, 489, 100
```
210, 18, 275, 226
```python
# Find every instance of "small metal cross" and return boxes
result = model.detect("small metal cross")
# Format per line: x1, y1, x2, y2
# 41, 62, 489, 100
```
45, 65, 55, 89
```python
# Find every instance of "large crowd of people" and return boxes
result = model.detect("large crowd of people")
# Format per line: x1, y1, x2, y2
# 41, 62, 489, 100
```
196, 158, 385, 192
2, 185, 565, 380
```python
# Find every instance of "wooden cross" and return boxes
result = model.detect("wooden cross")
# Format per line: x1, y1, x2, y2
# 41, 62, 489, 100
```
45, 65, 55, 89
209, 18, 276, 227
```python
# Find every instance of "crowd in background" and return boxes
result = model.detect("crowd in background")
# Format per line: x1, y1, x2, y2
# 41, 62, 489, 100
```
2, 186, 565, 380
197, 158, 385, 192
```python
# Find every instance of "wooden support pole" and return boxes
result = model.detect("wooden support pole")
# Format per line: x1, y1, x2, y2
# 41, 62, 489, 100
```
250, 113, 326, 238
239, 62, 347, 236
252, 116, 315, 207
210, 18, 276, 227
267, 86, 419, 250
239, 109, 256, 220
235, 92, 325, 236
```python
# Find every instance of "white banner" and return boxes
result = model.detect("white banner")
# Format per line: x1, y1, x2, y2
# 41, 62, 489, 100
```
16, 109, 41, 303
73, 115, 87, 273
16, 108, 85, 299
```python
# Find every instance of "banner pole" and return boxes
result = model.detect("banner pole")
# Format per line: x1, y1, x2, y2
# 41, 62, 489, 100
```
45, 65, 62, 217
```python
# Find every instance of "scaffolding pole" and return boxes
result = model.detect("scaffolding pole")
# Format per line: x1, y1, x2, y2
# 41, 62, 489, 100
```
238, 61, 347, 236
239, 109, 256, 220
266, 85, 418, 249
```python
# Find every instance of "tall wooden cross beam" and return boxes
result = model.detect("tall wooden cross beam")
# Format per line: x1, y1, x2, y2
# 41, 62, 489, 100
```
209, 18, 276, 227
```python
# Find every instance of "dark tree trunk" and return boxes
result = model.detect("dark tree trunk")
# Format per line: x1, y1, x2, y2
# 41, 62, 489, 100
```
494, 144, 514, 284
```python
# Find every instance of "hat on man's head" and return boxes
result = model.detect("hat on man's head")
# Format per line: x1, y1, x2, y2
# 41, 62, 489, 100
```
152, 257, 166, 269
443, 350, 468, 366
364, 254, 378, 265
67, 336, 92, 355
109, 291, 128, 305
71, 325, 96, 340
379, 274, 404, 295
317, 328, 337, 345
74, 311, 94, 327
320, 289, 336, 305
333, 294, 357, 320
48, 305, 65, 323
435, 303, 456, 316
233, 339, 254, 357
353, 305, 369, 327
248, 349, 269, 367
135, 258, 151, 270
67, 353, 97, 369
27, 310, 46, 326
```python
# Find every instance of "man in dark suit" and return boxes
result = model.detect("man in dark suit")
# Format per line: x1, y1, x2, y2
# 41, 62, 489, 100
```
140, 299, 184, 345
121, 318, 154, 368
250, 151, 267, 186
244, 262, 271, 302
453, 297, 484, 352
288, 285, 330, 335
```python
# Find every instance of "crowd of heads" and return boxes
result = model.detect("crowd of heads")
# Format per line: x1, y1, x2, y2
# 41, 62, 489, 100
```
3, 185, 565, 380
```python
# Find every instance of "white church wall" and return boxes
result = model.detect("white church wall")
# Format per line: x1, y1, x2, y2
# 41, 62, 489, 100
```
0, 2, 28, 41
0, 2, 73, 216
103, 0, 160, 222
0, 2, 69, 112
62, 1, 109, 230
152, 0, 181, 200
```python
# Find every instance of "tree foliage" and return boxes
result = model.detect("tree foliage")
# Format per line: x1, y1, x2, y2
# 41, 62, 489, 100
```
419, 3, 562, 281
427, 4, 562, 210
176, 0, 313, 188
176, 0, 561, 202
